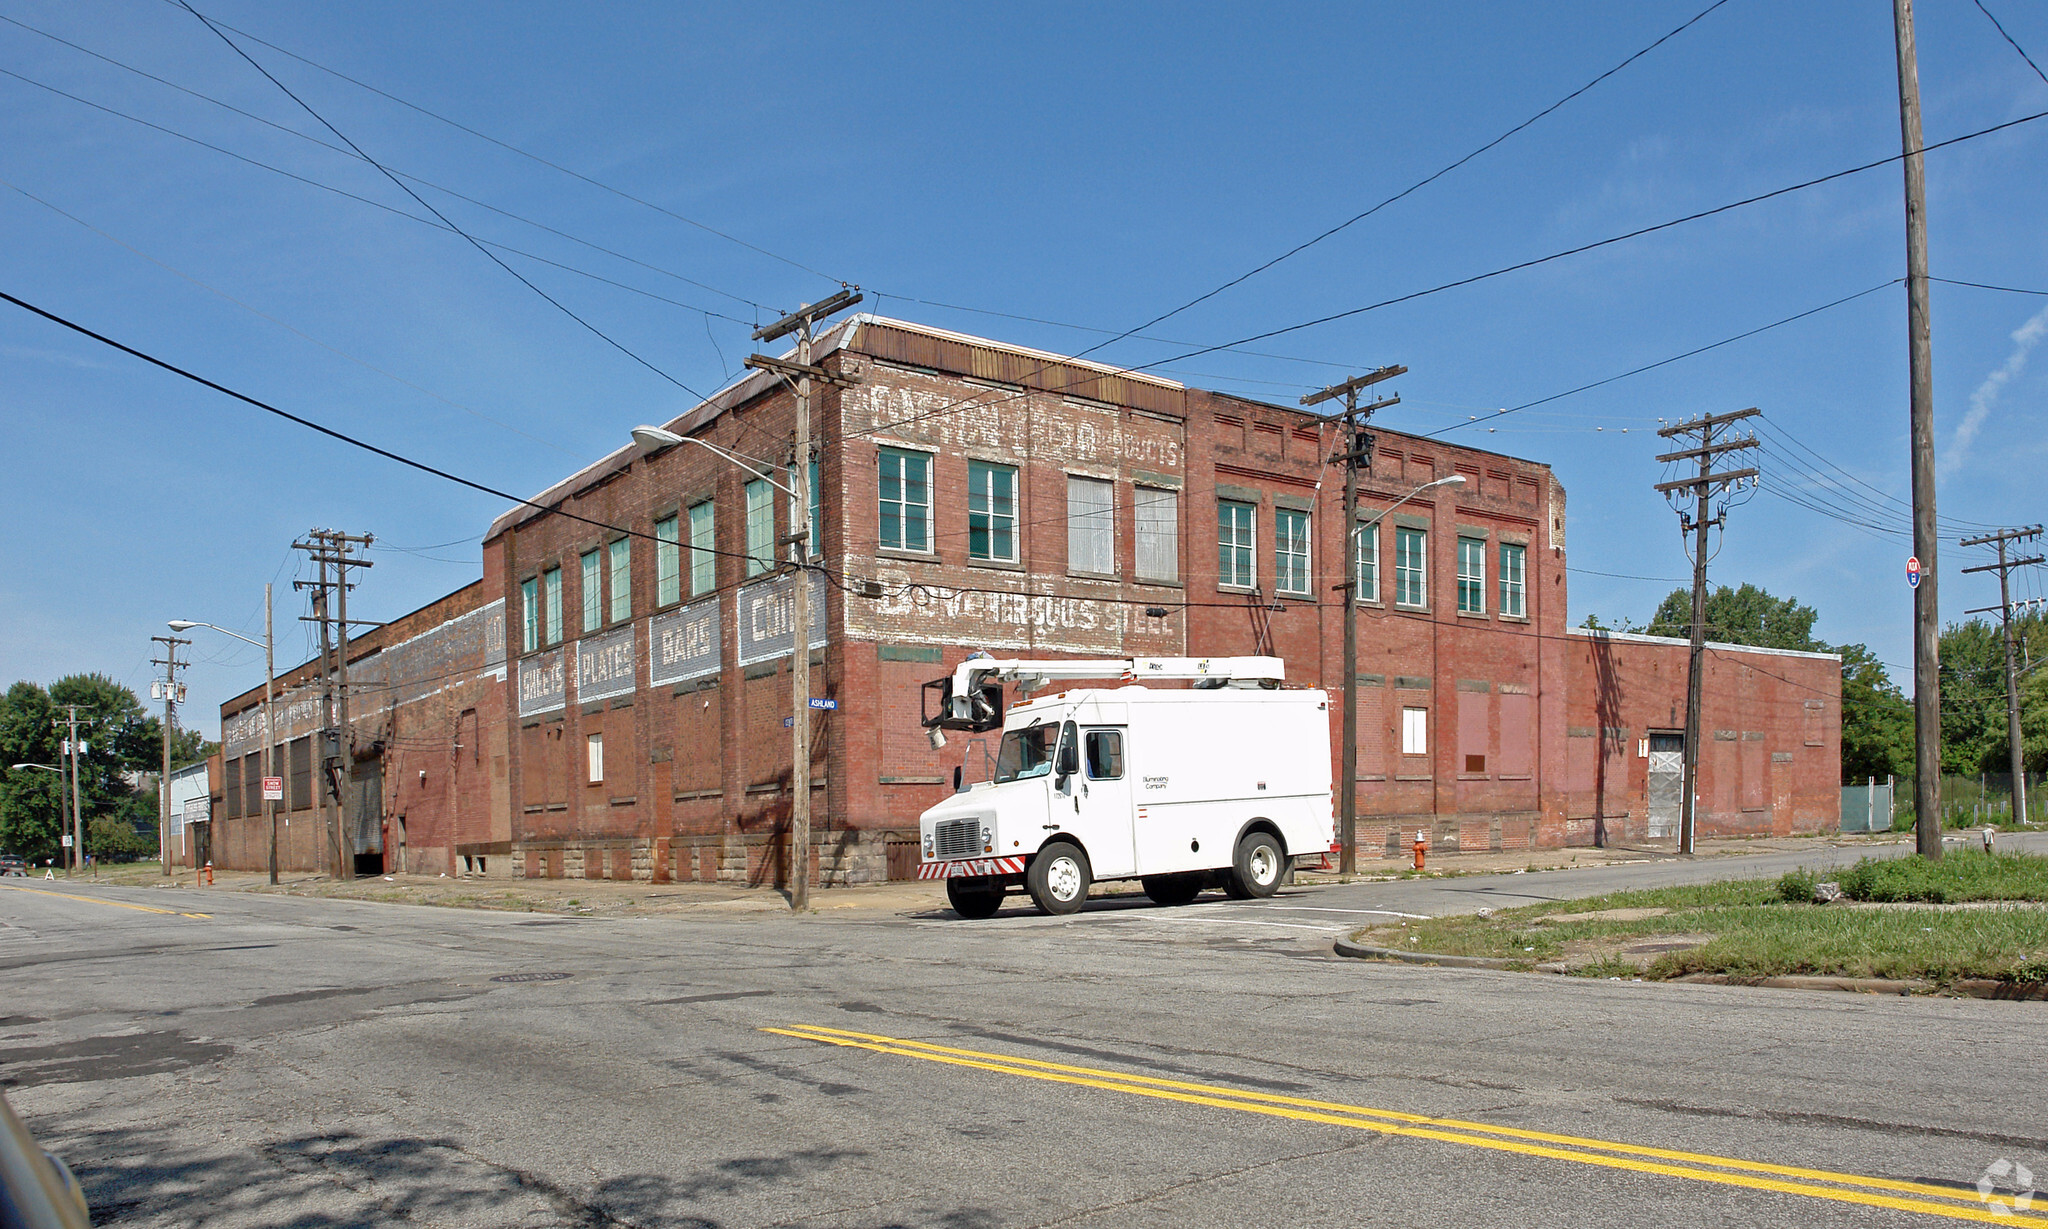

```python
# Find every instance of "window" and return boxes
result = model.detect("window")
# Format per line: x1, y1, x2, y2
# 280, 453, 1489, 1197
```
1457, 536, 1486, 615
655, 514, 680, 607
744, 478, 773, 576
1084, 729, 1124, 780
878, 447, 931, 552
787, 460, 821, 560
969, 461, 1019, 562
688, 500, 715, 596
586, 731, 604, 783
1275, 508, 1310, 596
1354, 521, 1379, 603
1218, 500, 1256, 589
580, 549, 603, 633
1499, 541, 1526, 618
608, 538, 631, 623
1134, 487, 1178, 582
542, 566, 563, 645
1068, 475, 1114, 574
521, 576, 539, 653
1394, 526, 1427, 608
1402, 707, 1428, 756
994, 723, 1059, 782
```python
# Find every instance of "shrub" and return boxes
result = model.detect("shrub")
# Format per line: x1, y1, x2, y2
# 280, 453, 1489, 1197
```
1777, 868, 1818, 904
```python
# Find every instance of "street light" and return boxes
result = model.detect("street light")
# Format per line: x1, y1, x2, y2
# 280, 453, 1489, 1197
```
629, 426, 800, 497
170, 585, 278, 885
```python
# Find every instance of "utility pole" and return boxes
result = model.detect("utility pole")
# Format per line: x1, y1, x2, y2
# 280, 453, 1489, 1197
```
265, 583, 277, 885
1654, 407, 1760, 856
1895, 0, 1943, 860
150, 634, 190, 877
748, 288, 862, 912
1303, 365, 1405, 876
1962, 526, 2044, 827
295, 530, 374, 879
54, 705, 85, 877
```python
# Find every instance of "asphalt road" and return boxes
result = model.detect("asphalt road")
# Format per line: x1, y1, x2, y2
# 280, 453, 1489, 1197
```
4, 843, 2045, 1229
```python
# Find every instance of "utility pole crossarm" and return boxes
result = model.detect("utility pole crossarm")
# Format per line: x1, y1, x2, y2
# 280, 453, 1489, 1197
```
1653, 467, 1759, 494
1654, 437, 1760, 465
1962, 555, 2046, 575
1655, 406, 1760, 438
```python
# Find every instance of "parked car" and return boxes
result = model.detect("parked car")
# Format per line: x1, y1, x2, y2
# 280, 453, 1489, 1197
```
0, 854, 28, 877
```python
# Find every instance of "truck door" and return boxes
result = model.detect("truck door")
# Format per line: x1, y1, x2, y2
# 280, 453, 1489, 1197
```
1067, 725, 1135, 878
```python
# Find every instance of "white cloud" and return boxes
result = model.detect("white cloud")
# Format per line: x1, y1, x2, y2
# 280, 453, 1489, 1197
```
1942, 303, 2048, 479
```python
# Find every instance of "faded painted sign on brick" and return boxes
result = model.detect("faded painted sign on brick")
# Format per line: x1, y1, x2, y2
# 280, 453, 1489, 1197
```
737, 572, 827, 666
650, 598, 720, 685
518, 648, 566, 716
575, 624, 635, 703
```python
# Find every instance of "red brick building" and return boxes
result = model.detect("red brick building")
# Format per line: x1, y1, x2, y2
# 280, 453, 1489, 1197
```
213, 315, 1840, 881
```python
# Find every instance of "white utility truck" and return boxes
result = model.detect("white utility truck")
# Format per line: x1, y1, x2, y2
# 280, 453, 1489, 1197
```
915, 656, 1334, 917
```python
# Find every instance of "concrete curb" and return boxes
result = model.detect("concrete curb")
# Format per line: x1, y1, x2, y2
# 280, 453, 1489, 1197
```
1333, 939, 2048, 999
1331, 938, 1523, 970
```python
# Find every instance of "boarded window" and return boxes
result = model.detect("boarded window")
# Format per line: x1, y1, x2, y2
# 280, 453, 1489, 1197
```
242, 752, 262, 818
1458, 696, 1488, 774
1497, 693, 1533, 777
1742, 737, 1767, 810
1068, 476, 1114, 574
289, 735, 312, 810
671, 686, 723, 798
1401, 707, 1428, 756
223, 755, 243, 820
1355, 687, 1385, 778
1803, 700, 1825, 746
1134, 487, 1178, 582
1566, 730, 1597, 819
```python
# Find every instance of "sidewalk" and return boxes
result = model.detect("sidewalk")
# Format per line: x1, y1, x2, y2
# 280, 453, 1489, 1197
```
86, 830, 1916, 918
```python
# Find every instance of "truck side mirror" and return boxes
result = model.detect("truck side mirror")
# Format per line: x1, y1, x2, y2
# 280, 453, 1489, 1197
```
952, 765, 964, 793
1056, 742, 1078, 778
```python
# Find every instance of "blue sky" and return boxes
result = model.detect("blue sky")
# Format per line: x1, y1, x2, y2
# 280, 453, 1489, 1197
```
2, 0, 2044, 738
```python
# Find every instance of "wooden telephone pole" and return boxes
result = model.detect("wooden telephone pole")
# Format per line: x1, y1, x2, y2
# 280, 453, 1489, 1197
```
150, 635, 189, 877
1303, 365, 1404, 875
1962, 526, 2044, 827
1895, 0, 1944, 859
1654, 408, 1759, 855
746, 288, 861, 911
294, 529, 374, 879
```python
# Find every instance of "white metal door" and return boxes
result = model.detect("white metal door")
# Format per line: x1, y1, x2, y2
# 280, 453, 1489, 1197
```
1062, 724, 1135, 878
1647, 732, 1684, 839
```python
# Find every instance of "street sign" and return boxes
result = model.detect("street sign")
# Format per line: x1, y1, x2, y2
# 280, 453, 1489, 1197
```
262, 777, 284, 801
807, 697, 838, 711
1906, 556, 1921, 588
782, 717, 794, 728
61, 835, 73, 847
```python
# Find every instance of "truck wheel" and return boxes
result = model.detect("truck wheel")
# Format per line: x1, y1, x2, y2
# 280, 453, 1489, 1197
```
1142, 874, 1202, 907
1227, 831, 1285, 899
946, 878, 1004, 920
1027, 842, 1091, 915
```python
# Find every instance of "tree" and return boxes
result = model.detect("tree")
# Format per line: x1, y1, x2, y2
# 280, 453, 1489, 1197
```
0, 682, 63, 860
1838, 643, 1912, 782
1646, 583, 1823, 651
1938, 620, 2012, 776
88, 815, 154, 862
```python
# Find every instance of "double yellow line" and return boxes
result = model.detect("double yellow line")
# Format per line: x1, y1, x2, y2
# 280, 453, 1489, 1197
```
765, 1024, 2043, 1225
0, 882, 210, 919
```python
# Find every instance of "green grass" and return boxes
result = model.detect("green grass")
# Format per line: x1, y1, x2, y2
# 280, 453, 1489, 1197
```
1356, 854, 2048, 986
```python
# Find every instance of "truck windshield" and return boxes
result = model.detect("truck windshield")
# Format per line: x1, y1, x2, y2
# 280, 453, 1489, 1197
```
994, 724, 1059, 782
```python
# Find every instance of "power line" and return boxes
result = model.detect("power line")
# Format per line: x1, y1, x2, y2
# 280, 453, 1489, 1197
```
1055, 0, 1735, 360
849, 108, 2048, 445
145, 0, 844, 285
1933, 276, 2048, 297
1971, 0, 2048, 85
171, 0, 716, 402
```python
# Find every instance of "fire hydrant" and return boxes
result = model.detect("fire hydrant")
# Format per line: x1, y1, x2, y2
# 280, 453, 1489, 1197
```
1413, 830, 1428, 871
200, 861, 215, 886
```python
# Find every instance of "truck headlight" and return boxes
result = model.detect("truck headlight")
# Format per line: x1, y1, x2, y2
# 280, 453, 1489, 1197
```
922, 831, 934, 858
981, 825, 993, 854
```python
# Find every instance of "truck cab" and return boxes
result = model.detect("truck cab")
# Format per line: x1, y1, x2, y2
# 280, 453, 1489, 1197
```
915, 657, 1334, 918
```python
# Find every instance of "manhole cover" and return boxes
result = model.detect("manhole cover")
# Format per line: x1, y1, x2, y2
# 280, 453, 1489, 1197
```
491, 972, 572, 983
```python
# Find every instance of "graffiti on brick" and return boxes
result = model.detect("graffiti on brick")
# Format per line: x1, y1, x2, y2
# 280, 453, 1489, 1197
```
737, 572, 827, 666
518, 648, 566, 716
575, 623, 635, 703
650, 598, 720, 685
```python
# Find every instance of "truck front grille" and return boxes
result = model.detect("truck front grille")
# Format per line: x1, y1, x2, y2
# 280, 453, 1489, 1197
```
933, 818, 979, 860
